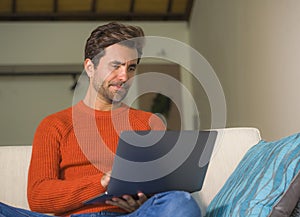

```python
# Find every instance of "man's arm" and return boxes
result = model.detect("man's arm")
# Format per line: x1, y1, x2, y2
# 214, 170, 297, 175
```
149, 113, 167, 130
27, 117, 106, 214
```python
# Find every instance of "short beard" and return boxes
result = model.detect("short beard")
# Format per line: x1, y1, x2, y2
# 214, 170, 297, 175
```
92, 80, 129, 103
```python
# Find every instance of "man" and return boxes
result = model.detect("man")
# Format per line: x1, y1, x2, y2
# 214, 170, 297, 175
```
0, 22, 201, 217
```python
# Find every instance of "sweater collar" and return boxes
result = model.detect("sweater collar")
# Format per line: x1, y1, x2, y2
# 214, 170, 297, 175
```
75, 100, 131, 118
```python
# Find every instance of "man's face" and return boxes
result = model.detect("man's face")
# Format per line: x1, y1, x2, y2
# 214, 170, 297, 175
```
91, 43, 138, 103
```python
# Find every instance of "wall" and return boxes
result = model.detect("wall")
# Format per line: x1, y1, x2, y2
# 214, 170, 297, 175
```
0, 21, 191, 145
190, 0, 300, 140
0, 21, 189, 65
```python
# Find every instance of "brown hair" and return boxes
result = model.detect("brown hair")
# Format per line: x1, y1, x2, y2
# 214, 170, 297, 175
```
84, 22, 145, 66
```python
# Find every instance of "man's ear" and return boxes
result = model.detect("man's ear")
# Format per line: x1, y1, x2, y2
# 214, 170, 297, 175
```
84, 59, 95, 78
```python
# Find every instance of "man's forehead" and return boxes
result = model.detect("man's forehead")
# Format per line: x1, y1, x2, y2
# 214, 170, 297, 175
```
104, 43, 138, 62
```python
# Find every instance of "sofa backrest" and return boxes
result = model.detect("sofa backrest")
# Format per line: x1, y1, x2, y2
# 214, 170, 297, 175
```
193, 127, 261, 215
0, 145, 32, 209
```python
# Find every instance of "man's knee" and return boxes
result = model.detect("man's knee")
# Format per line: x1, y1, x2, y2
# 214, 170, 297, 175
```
153, 191, 201, 216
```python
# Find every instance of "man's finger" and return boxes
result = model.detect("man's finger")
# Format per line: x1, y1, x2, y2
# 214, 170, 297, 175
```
137, 192, 148, 204
106, 197, 135, 212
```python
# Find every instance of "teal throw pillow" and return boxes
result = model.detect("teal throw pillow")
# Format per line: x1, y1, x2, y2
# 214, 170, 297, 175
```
206, 133, 300, 217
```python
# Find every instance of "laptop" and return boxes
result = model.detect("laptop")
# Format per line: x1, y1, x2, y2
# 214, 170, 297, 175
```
84, 130, 217, 204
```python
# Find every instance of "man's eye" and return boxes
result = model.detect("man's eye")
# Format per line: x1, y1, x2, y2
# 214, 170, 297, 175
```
128, 66, 136, 72
112, 65, 120, 69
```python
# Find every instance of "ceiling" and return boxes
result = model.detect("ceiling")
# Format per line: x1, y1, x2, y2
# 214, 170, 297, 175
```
0, 0, 195, 22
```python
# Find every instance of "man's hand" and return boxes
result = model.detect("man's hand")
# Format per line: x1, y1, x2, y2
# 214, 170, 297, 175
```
105, 192, 148, 213
101, 171, 111, 188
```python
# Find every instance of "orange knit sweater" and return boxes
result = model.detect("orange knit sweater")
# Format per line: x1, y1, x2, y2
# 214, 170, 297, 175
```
27, 101, 165, 216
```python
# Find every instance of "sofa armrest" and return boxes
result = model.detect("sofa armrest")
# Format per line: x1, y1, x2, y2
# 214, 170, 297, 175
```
0, 145, 32, 209
192, 127, 261, 215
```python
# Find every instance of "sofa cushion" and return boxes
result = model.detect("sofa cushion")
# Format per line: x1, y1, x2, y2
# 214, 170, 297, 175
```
205, 133, 300, 217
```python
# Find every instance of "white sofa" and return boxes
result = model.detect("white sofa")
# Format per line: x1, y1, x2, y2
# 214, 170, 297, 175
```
0, 127, 261, 215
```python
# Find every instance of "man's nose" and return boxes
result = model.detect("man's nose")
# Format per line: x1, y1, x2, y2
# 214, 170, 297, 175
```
117, 66, 128, 81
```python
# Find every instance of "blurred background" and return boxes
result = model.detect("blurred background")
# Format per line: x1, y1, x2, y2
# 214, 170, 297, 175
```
0, 0, 300, 146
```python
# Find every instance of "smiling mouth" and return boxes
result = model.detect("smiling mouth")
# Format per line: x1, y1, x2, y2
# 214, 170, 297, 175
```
109, 83, 128, 92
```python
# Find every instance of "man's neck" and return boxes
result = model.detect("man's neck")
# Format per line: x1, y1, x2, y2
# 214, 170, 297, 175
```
83, 93, 122, 111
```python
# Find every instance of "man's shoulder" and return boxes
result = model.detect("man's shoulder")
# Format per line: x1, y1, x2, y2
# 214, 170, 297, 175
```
39, 105, 74, 128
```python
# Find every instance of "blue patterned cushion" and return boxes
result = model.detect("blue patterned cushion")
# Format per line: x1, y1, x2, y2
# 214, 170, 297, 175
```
206, 133, 300, 217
